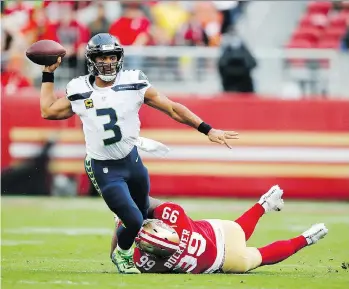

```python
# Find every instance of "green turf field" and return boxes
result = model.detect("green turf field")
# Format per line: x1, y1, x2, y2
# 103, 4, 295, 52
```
1, 197, 349, 289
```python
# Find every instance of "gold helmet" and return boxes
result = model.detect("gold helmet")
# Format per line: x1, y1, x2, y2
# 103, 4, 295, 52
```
135, 219, 180, 258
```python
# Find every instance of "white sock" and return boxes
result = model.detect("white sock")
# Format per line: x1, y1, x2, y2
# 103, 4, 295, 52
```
117, 245, 131, 255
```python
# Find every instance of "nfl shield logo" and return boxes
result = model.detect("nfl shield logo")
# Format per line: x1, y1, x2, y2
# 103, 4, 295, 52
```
103, 167, 108, 174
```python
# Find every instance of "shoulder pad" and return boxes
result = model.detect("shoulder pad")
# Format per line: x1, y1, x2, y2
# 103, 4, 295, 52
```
138, 70, 148, 81
66, 75, 92, 100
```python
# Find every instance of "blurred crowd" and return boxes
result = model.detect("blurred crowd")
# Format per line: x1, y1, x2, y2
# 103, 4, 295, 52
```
1, 0, 250, 93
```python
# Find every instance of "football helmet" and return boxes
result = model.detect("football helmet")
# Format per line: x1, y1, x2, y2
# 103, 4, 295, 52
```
85, 33, 124, 82
135, 219, 180, 258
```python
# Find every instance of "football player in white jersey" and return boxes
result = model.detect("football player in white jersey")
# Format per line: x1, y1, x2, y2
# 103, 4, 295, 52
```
39, 33, 239, 274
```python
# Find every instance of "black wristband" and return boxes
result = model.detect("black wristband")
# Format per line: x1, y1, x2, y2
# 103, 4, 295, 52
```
42, 72, 54, 83
198, 122, 212, 135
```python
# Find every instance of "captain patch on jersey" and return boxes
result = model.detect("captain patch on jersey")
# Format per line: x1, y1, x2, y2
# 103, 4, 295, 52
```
84, 99, 94, 109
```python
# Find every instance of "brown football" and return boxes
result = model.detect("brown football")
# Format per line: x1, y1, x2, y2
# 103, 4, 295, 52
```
26, 40, 66, 66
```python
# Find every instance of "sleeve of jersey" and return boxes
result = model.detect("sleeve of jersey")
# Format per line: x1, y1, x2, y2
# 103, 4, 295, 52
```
65, 79, 75, 100
153, 203, 193, 237
137, 70, 151, 101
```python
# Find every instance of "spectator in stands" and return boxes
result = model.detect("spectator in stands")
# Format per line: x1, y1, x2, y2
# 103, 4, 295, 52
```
174, 10, 207, 81
192, 1, 222, 47
217, 26, 257, 93
151, 1, 189, 43
3, 0, 33, 15
1, 52, 32, 96
1, 0, 34, 54
213, 1, 243, 34
20, 6, 55, 46
88, 3, 110, 38
46, 2, 90, 73
109, 2, 151, 70
175, 10, 205, 46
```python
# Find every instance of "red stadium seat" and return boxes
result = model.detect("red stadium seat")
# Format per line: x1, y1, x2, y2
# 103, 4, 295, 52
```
299, 14, 314, 28
328, 12, 349, 28
322, 26, 347, 41
299, 13, 328, 28
316, 39, 340, 49
286, 38, 314, 48
287, 1, 346, 51
291, 27, 322, 45
307, 1, 332, 15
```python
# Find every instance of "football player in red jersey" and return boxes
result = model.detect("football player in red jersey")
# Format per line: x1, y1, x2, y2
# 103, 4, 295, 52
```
111, 185, 328, 274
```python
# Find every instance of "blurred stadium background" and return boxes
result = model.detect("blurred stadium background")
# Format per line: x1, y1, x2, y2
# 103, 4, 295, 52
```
1, 0, 348, 200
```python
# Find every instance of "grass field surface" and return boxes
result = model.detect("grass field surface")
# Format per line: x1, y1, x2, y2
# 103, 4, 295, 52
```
1, 196, 349, 289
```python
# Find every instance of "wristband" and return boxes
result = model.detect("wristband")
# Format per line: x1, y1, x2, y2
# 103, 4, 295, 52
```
198, 122, 212, 135
42, 72, 54, 83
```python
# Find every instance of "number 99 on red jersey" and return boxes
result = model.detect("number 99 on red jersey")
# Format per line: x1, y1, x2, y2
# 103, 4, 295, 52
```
134, 202, 221, 274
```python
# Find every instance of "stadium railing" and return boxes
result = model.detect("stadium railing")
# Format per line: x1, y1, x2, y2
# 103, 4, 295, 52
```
37, 46, 349, 99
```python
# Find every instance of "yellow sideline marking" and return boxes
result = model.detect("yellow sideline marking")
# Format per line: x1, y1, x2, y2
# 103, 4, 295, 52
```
9, 128, 349, 146
38, 160, 349, 178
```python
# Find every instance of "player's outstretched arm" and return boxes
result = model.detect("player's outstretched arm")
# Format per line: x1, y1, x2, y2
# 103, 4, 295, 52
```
144, 87, 239, 148
40, 57, 74, 120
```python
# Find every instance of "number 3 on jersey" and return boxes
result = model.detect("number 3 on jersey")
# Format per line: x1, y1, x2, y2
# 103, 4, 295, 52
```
96, 108, 122, 145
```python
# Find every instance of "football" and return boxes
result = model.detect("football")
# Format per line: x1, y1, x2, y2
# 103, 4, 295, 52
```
26, 40, 66, 66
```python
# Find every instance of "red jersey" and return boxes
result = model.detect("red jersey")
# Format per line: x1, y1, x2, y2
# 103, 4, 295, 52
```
133, 202, 225, 274
109, 17, 150, 46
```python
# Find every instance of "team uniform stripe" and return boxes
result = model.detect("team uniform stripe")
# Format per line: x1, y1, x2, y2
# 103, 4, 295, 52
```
138, 231, 179, 251
141, 230, 179, 247
84, 156, 102, 196
111, 82, 148, 92
67, 91, 93, 101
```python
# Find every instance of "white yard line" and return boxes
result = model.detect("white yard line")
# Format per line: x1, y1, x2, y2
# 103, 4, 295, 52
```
4, 227, 113, 235
2, 197, 349, 215
17, 280, 94, 285
2, 258, 106, 263
1, 240, 44, 246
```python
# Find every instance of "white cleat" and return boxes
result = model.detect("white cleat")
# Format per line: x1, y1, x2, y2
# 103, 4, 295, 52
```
302, 223, 328, 245
258, 185, 284, 213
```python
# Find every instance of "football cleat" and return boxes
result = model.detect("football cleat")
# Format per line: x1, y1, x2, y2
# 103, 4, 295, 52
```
258, 185, 284, 213
111, 249, 140, 274
302, 223, 328, 245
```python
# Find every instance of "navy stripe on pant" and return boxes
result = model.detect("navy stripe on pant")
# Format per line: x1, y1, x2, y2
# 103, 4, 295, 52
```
85, 146, 150, 250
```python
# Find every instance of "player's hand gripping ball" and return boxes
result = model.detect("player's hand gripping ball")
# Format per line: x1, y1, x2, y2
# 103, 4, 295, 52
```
26, 40, 66, 66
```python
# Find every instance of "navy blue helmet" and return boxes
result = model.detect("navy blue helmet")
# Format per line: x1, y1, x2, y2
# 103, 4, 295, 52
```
85, 33, 124, 81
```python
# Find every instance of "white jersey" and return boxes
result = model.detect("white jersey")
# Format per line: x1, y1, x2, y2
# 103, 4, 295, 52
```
66, 70, 151, 160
